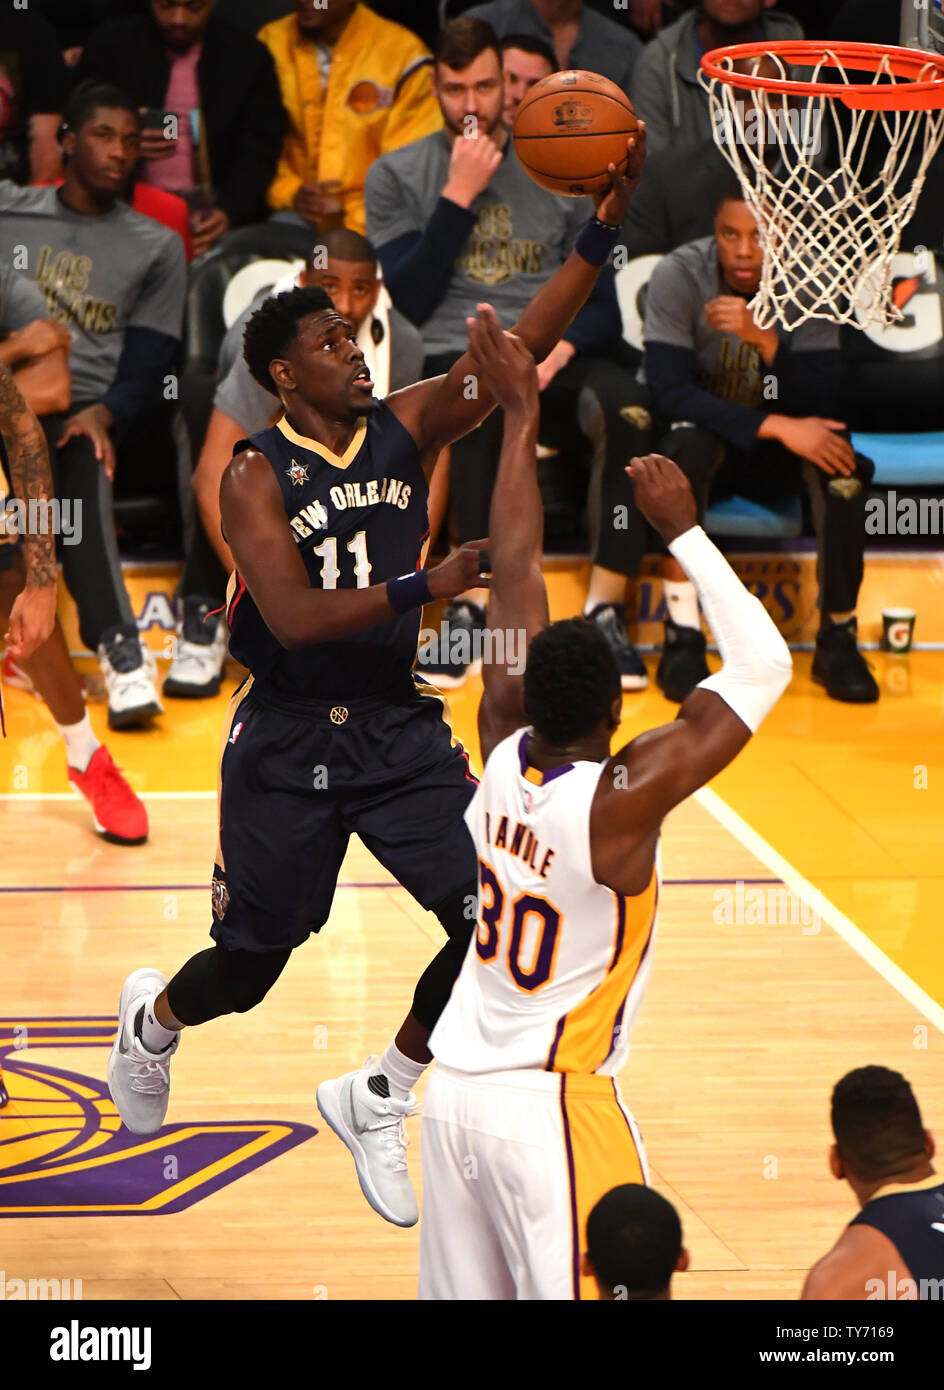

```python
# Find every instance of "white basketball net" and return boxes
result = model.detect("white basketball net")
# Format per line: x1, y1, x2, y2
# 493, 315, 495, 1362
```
702, 50, 944, 329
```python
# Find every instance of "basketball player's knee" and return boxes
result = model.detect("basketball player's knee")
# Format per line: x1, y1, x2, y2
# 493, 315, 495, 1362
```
220, 948, 289, 1014
433, 880, 478, 946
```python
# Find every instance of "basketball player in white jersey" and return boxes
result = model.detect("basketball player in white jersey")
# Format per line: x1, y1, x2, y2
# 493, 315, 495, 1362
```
419, 307, 794, 1300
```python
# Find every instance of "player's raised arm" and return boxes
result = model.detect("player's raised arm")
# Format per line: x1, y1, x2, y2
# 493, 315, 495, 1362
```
219, 449, 488, 649
0, 363, 58, 660
596, 454, 792, 849
387, 127, 646, 462
465, 306, 549, 764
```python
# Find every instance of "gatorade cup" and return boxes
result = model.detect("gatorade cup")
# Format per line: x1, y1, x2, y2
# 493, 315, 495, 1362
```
881, 608, 916, 653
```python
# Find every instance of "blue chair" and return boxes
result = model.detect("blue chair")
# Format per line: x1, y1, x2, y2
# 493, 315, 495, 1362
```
850, 432, 944, 487
704, 493, 804, 539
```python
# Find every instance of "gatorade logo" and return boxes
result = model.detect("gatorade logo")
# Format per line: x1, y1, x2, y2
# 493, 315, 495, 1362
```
855, 252, 944, 355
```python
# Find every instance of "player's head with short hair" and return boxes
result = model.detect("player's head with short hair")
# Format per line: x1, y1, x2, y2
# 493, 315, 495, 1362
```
304, 229, 380, 335
830, 1066, 933, 1188
242, 285, 374, 415
523, 618, 622, 749
433, 17, 505, 138
583, 1185, 688, 1300
60, 83, 141, 198
713, 179, 762, 294
500, 33, 556, 125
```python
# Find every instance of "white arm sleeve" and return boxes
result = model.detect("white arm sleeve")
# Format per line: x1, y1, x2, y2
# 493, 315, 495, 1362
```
668, 526, 793, 733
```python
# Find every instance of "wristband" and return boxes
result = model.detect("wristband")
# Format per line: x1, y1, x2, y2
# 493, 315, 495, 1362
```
386, 570, 433, 614
574, 215, 621, 267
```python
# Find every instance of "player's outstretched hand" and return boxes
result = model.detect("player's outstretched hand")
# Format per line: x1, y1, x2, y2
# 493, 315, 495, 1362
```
593, 121, 646, 227
466, 303, 538, 414
626, 453, 697, 546
428, 537, 492, 600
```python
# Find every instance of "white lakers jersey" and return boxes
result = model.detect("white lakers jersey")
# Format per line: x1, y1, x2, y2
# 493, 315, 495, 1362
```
430, 729, 659, 1075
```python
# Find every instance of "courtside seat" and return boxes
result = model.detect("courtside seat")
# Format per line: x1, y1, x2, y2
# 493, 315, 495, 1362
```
704, 493, 804, 539
850, 432, 944, 487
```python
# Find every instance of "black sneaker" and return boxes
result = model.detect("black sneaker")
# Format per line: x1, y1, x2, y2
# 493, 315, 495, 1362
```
656, 617, 709, 703
585, 603, 648, 691
420, 599, 486, 690
163, 595, 228, 699
812, 618, 879, 703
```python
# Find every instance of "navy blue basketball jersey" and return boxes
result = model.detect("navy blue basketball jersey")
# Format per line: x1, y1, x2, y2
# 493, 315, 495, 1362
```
226, 402, 429, 700
851, 1175, 944, 1289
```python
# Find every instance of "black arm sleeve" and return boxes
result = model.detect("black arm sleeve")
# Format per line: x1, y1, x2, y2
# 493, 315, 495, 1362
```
646, 341, 767, 452
100, 327, 179, 435
377, 197, 477, 325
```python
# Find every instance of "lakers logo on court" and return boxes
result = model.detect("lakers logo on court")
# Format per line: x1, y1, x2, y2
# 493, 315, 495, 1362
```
0, 1018, 314, 1217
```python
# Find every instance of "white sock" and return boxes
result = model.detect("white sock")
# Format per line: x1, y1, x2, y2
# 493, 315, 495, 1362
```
664, 579, 700, 631
373, 1041, 427, 1100
55, 712, 100, 773
135, 994, 178, 1054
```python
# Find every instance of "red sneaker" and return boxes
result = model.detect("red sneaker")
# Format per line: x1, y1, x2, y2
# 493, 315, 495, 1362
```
68, 746, 148, 845
2, 650, 39, 696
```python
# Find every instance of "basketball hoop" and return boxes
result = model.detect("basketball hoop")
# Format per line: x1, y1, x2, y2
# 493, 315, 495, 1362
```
699, 41, 944, 329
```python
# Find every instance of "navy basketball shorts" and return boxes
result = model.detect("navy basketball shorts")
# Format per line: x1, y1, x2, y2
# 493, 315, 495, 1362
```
209, 674, 479, 952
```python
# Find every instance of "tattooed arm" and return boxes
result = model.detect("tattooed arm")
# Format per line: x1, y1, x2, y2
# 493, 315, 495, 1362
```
0, 363, 58, 659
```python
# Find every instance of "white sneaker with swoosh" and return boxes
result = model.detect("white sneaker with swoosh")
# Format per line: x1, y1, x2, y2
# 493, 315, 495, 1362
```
107, 967, 178, 1135
316, 1056, 419, 1227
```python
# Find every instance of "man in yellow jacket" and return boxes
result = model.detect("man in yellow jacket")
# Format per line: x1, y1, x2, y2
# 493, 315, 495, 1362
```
260, 0, 442, 234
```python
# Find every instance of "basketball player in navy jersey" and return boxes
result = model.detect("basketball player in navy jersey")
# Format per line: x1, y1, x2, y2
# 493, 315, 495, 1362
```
106, 130, 647, 1228
802, 1066, 944, 1300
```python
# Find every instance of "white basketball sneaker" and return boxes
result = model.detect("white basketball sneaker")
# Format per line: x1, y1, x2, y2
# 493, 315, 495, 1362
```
97, 624, 163, 729
316, 1057, 419, 1227
163, 597, 228, 699
107, 967, 178, 1135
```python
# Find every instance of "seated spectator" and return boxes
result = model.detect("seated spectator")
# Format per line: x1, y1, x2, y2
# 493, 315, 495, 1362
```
0, 281, 147, 845
367, 16, 651, 691
0, 84, 187, 730
466, 0, 641, 94
621, 55, 794, 258
643, 183, 877, 704
166, 227, 426, 698
631, 0, 804, 153
77, 0, 284, 256
583, 1185, 690, 1300
259, 0, 442, 235
0, 5, 69, 184
500, 32, 556, 126
802, 1067, 943, 1301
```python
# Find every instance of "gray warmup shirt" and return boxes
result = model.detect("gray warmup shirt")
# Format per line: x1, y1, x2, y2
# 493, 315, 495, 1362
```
0, 259, 47, 332
366, 131, 595, 357
0, 182, 186, 404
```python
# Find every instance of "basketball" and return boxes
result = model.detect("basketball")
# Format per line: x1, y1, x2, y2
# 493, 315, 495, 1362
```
512, 70, 638, 197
